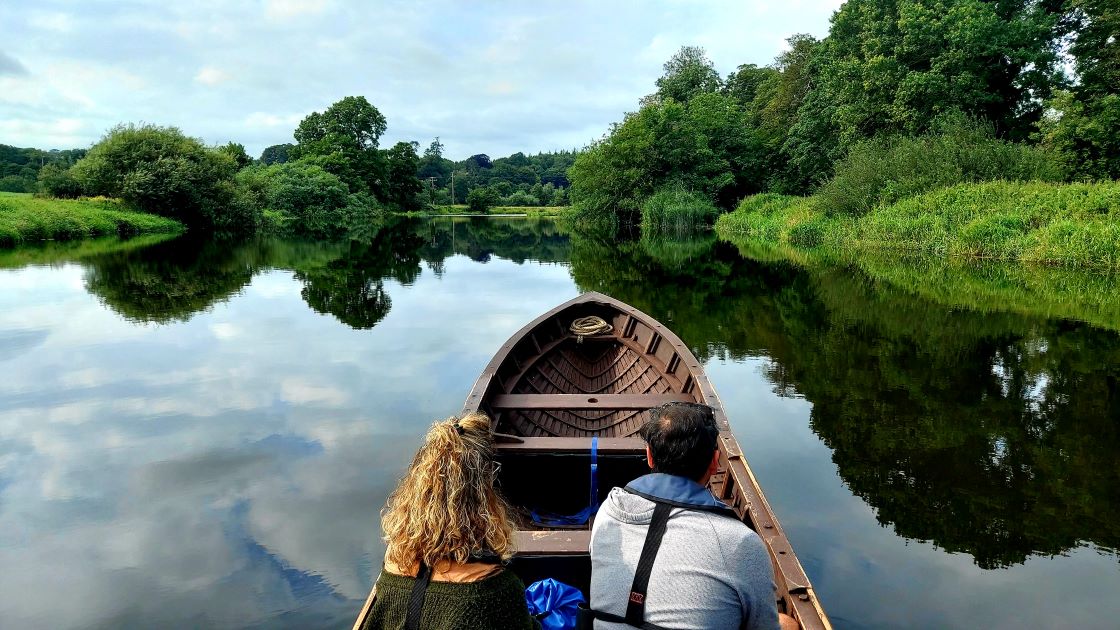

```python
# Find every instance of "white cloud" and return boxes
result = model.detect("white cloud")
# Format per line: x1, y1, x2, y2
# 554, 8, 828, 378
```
194, 66, 232, 86
264, 0, 332, 21
28, 12, 75, 33
244, 111, 304, 128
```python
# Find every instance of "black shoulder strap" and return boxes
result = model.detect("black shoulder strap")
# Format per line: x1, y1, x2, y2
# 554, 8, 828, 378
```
404, 562, 432, 630
624, 503, 672, 627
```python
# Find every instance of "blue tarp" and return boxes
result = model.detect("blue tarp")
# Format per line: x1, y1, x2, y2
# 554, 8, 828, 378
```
525, 578, 585, 630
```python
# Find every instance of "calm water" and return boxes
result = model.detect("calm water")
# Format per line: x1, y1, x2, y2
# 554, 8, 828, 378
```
1, 217, 1117, 629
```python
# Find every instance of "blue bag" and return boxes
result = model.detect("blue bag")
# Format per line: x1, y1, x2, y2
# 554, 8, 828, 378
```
525, 578, 585, 630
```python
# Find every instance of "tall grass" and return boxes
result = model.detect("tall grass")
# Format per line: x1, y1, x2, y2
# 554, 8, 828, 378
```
717, 181, 1120, 270
814, 115, 1063, 217
640, 185, 720, 233
854, 181, 1120, 268
715, 194, 839, 247
0, 192, 184, 247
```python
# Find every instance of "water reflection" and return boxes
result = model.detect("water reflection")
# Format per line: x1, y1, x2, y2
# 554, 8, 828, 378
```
0, 220, 1118, 629
569, 230, 1120, 568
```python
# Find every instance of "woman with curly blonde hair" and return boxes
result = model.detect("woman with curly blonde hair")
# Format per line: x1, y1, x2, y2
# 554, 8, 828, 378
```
359, 412, 540, 630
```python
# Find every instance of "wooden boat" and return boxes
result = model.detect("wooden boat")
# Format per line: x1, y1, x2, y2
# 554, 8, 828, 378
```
353, 291, 831, 629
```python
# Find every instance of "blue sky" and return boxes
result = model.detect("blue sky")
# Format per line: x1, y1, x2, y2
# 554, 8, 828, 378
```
0, 0, 842, 160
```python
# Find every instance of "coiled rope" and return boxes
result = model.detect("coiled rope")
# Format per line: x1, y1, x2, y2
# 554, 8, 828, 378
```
570, 316, 613, 343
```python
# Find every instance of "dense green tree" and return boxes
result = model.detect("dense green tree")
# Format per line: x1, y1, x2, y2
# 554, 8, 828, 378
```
385, 141, 423, 211
217, 142, 253, 169
291, 96, 389, 197
259, 143, 294, 165
570, 81, 759, 221
1038, 0, 1120, 179
653, 45, 723, 104
69, 124, 252, 230
465, 154, 493, 171
235, 161, 381, 238
466, 186, 499, 213
417, 137, 452, 187
36, 163, 83, 198
1, 144, 86, 193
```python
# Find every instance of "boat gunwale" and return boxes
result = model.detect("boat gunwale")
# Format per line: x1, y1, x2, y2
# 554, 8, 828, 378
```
460, 291, 832, 630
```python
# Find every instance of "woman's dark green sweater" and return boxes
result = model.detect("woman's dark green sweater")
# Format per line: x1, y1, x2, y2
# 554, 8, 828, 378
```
361, 568, 541, 630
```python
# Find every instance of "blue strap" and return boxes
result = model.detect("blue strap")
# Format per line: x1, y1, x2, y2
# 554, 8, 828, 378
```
531, 436, 601, 527
589, 436, 599, 509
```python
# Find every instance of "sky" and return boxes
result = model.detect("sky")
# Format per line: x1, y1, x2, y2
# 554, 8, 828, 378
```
0, 0, 843, 160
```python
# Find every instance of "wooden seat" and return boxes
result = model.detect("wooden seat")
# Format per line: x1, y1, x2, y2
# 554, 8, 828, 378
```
514, 529, 592, 555
491, 393, 693, 410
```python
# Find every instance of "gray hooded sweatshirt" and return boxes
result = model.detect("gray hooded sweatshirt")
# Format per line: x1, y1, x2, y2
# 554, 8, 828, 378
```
589, 480, 780, 630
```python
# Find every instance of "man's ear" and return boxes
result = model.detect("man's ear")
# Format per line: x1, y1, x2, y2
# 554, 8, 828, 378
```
645, 445, 654, 470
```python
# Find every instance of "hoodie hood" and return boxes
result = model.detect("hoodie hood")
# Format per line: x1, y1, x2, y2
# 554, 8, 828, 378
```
602, 473, 735, 524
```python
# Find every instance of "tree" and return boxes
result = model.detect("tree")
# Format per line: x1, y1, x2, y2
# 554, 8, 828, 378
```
654, 46, 722, 104
291, 96, 389, 198
1038, 0, 1120, 179
36, 163, 83, 198
385, 141, 423, 211
216, 142, 253, 169
423, 137, 445, 160
465, 154, 493, 171
260, 143, 294, 165
69, 124, 253, 229
466, 186, 499, 213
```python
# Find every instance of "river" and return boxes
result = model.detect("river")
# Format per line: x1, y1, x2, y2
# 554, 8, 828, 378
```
0, 217, 1117, 629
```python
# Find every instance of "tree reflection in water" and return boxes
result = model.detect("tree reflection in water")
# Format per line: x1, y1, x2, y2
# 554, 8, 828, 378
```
571, 228, 1120, 569
72, 219, 1120, 569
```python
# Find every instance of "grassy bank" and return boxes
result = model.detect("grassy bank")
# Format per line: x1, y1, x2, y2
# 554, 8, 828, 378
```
716, 181, 1120, 269
413, 205, 573, 218
0, 192, 185, 247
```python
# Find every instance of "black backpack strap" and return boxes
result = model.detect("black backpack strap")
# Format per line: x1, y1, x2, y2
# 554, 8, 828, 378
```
404, 562, 432, 630
624, 502, 673, 627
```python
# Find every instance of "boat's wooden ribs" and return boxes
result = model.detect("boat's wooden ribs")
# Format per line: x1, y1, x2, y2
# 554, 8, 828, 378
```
492, 393, 693, 409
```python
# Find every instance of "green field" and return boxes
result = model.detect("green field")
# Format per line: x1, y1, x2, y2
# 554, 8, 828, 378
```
715, 181, 1120, 270
0, 192, 185, 247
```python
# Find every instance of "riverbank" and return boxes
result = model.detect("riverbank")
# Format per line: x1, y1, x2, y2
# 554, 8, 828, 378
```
410, 204, 573, 218
715, 181, 1120, 269
0, 192, 185, 247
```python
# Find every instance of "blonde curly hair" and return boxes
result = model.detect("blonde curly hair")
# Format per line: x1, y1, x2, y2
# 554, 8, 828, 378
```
381, 412, 516, 569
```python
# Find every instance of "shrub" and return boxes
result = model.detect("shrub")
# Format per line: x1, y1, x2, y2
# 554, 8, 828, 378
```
36, 163, 84, 198
816, 113, 1063, 217
69, 124, 253, 230
0, 175, 32, 193
235, 161, 382, 238
640, 185, 719, 233
466, 187, 499, 213
501, 190, 538, 207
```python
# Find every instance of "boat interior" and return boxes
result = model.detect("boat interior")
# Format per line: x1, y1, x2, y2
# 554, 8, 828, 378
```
466, 298, 716, 592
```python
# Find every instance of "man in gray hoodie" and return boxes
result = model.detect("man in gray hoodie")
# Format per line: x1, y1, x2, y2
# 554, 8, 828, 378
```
587, 402, 797, 630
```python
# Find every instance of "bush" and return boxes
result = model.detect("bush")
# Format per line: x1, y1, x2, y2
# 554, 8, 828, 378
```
856, 181, 1120, 267
466, 187, 499, 213
69, 124, 253, 230
640, 185, 719, 233
816, 114, 1063, 217
236, 161, 382, 238
36, 163, 84, 198
0, 175, 32, 193
501, 190, 538, 207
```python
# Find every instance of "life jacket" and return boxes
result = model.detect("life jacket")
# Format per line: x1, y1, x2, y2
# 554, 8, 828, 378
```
579, 474, 740, 630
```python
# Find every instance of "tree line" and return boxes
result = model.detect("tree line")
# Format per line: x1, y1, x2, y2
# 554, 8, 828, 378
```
19, 96, 574, 237
0, 144, 86, 193
570, 0, 1119, 227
